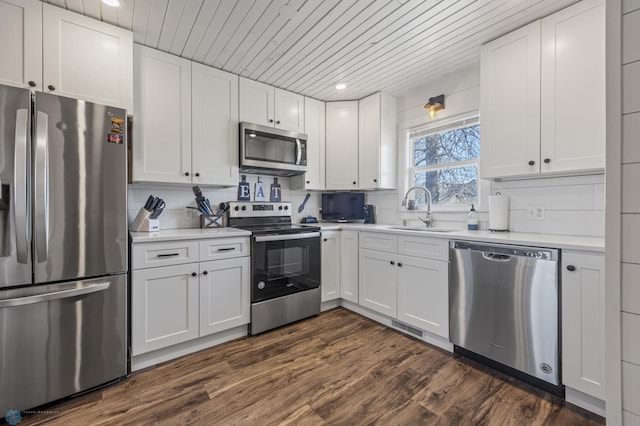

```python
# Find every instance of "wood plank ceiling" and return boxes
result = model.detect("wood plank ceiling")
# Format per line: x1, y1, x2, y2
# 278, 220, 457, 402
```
41, 0, 579, 101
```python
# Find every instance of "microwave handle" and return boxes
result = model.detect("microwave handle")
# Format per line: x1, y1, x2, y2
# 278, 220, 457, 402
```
295, 139, 302, 165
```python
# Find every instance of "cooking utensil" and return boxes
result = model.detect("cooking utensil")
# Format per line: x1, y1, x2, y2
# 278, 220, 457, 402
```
298, 193, 311, 213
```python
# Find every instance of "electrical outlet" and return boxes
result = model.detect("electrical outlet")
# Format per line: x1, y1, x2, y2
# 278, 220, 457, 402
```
526, 206, 545, 221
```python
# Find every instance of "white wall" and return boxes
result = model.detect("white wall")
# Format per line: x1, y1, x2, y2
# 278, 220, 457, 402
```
369, 62, 605, 237
128, 175, 321, 230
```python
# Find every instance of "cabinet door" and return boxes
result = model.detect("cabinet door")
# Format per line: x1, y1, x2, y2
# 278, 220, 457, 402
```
239, 77, 274, 127
274, 88, 304, 132
192, 63, 238, 186
0, 0, 42, 90
199, 257, 250, 336
340, 230, 359, 303
325, 101, 359, 190
358, 93, 381, 189
359, 248, 397, 317
480, 21, 541, 179
397, 255, 448, 338
133, 45, 192, 184
291, 97, 325, 190
321, 231, 341, 302
131, 263, 199, 355
562, 251, 605, 399
540, 0, 605, 174
42, 4, 133, 111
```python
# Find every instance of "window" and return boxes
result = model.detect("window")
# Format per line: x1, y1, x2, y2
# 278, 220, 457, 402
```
408, 116, 480, 208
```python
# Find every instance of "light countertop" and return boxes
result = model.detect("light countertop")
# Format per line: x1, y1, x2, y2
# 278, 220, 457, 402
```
313, 223, 604, 252
130, 227, 251, 243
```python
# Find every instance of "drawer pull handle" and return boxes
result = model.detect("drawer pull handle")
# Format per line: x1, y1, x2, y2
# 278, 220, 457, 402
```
217, 247, 235, 252
566, 265, 576, 271
157, 253, 180, 258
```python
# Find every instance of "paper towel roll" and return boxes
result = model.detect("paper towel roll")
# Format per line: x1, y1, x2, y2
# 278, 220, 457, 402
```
489, 193, 509, 231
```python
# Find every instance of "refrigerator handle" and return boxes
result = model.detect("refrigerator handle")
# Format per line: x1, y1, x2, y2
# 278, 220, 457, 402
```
14, 108, 29, 264
34, 111, 49, 262
0, 281, 110, 308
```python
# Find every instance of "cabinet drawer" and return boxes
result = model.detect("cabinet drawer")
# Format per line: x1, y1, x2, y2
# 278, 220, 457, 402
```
359, 232, 397, 252
397, 235, 449, 261
199, 237, 249, 261
132, 241, 199, 269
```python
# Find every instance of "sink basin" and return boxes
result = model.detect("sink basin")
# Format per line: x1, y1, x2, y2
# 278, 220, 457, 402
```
388, 226, 458, 233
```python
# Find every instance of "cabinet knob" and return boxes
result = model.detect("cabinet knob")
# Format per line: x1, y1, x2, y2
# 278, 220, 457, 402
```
276, 120, 280, 124
390, 261, 395, 265
323, 238, 327, 242
28, 81, 36, 87
185, 172, 190, 176
528, 160, 535, 166
269, 119, 274, 123
47, 84, 55, 91
191, 272, 197, 277
374, 179, 377, 183
353, 181, 356, 185
544, 158, 551, 164
398, 262, 403, 267
306, 180, 310, 184
195, 172, 200, 177
566, 265, 576, 271
203, 270, 208, 275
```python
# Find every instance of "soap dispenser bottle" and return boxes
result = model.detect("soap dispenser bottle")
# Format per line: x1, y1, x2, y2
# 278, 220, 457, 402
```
467, 204, 479, 230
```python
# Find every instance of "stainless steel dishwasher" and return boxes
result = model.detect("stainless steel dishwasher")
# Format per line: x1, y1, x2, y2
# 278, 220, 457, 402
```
449, 241, 561, 395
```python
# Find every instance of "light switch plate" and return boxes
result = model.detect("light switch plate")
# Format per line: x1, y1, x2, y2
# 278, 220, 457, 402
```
526, 206, 545, 221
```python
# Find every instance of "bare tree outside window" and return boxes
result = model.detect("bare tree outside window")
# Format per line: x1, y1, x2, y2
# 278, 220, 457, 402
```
409, 121, 480, 207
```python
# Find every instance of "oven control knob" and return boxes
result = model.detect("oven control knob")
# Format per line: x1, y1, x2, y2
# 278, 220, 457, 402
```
278, 206, 283, 210
284, 205, 289, 210
234, 206, 239, 211
241, 206, 246, 211
257, 281, 266, 290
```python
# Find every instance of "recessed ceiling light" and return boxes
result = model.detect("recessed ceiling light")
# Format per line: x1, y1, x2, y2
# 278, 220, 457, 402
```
335, 83, 347, 90
102, 0, 120, 7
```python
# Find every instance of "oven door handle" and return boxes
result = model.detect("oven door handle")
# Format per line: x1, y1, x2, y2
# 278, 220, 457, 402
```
254, 232, 320, 242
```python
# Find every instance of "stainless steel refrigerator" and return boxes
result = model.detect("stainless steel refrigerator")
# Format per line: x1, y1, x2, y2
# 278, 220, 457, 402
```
0, 84, 128, 413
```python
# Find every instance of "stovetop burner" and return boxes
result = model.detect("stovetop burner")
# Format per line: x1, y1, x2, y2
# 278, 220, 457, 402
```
226, 201, 320, 235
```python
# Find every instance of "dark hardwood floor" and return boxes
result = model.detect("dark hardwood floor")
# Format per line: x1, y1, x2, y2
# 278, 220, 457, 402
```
21, 308, 603, 425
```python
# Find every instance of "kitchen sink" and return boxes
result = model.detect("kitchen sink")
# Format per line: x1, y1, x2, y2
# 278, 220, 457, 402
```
388, 226, 458, 233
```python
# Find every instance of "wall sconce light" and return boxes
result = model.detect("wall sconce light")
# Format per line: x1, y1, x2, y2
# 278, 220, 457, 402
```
424, 94, 445, 118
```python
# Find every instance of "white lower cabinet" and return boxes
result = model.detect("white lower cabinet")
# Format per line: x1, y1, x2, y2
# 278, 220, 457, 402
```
340, 230, 359, 303
132, 263, 199, 355
321, 231, 341, 302
131, 236, 250, 359
359, 248, 397, 317
562, 250, 605, 400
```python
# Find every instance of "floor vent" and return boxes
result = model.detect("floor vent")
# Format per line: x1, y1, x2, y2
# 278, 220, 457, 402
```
391, 320, 424, 338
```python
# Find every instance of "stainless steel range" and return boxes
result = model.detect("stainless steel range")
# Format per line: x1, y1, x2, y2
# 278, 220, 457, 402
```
227, 201, 321, 335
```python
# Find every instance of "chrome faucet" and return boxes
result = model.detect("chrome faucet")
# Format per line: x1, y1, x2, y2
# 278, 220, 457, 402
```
401, 186, 433, 227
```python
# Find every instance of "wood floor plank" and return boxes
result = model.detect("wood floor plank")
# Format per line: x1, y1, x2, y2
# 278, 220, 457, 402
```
19, 308, 604, 426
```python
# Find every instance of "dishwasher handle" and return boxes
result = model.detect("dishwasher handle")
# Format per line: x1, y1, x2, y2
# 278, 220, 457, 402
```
482, 252, 511, 261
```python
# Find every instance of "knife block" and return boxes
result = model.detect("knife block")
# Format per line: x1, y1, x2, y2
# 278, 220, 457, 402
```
131, 208, 160, 232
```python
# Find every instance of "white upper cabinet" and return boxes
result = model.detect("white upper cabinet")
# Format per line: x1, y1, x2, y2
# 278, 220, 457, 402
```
192, 63, 239, 187
133, 45, 192, 184
540, 0, 605, 174
0, 1, 133, 111
480, 21, 541, 179
480, 0, 604, 179
0, 0, 42, 91
358, 92, 396, 190
325, 101, 359, 190
239, 77, 304, 133
291, 97, 325, 190
42, 3, 133, 111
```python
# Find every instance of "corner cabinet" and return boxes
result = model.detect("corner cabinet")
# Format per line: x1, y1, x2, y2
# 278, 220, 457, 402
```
325, 101, 359, 189
291, 97, 325, 190
133, 45, 238, 186
321, 231, 341, 302
0, 1, 133, 111
238, 77, 304, 133
480, 0, 604, 179
562, 250, 605, 400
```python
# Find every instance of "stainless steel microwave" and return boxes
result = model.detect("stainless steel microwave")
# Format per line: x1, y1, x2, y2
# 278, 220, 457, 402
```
239, 122, 308, 176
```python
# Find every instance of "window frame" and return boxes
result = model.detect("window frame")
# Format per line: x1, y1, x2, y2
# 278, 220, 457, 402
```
402, 112, 488, 213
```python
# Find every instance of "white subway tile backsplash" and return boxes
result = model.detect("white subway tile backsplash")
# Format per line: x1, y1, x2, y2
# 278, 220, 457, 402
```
509, 210, 604, 237
623, 164, 640, 213
623, 263, 640, 315
623, 61, 640, 114
623, 313, 640, 365
622, 214, 640, 264
624, 0, 640, 14
623, 361, 640, 415
623, 112, 640, 164
489, 184, 596, 211
624, 10, 640, 64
